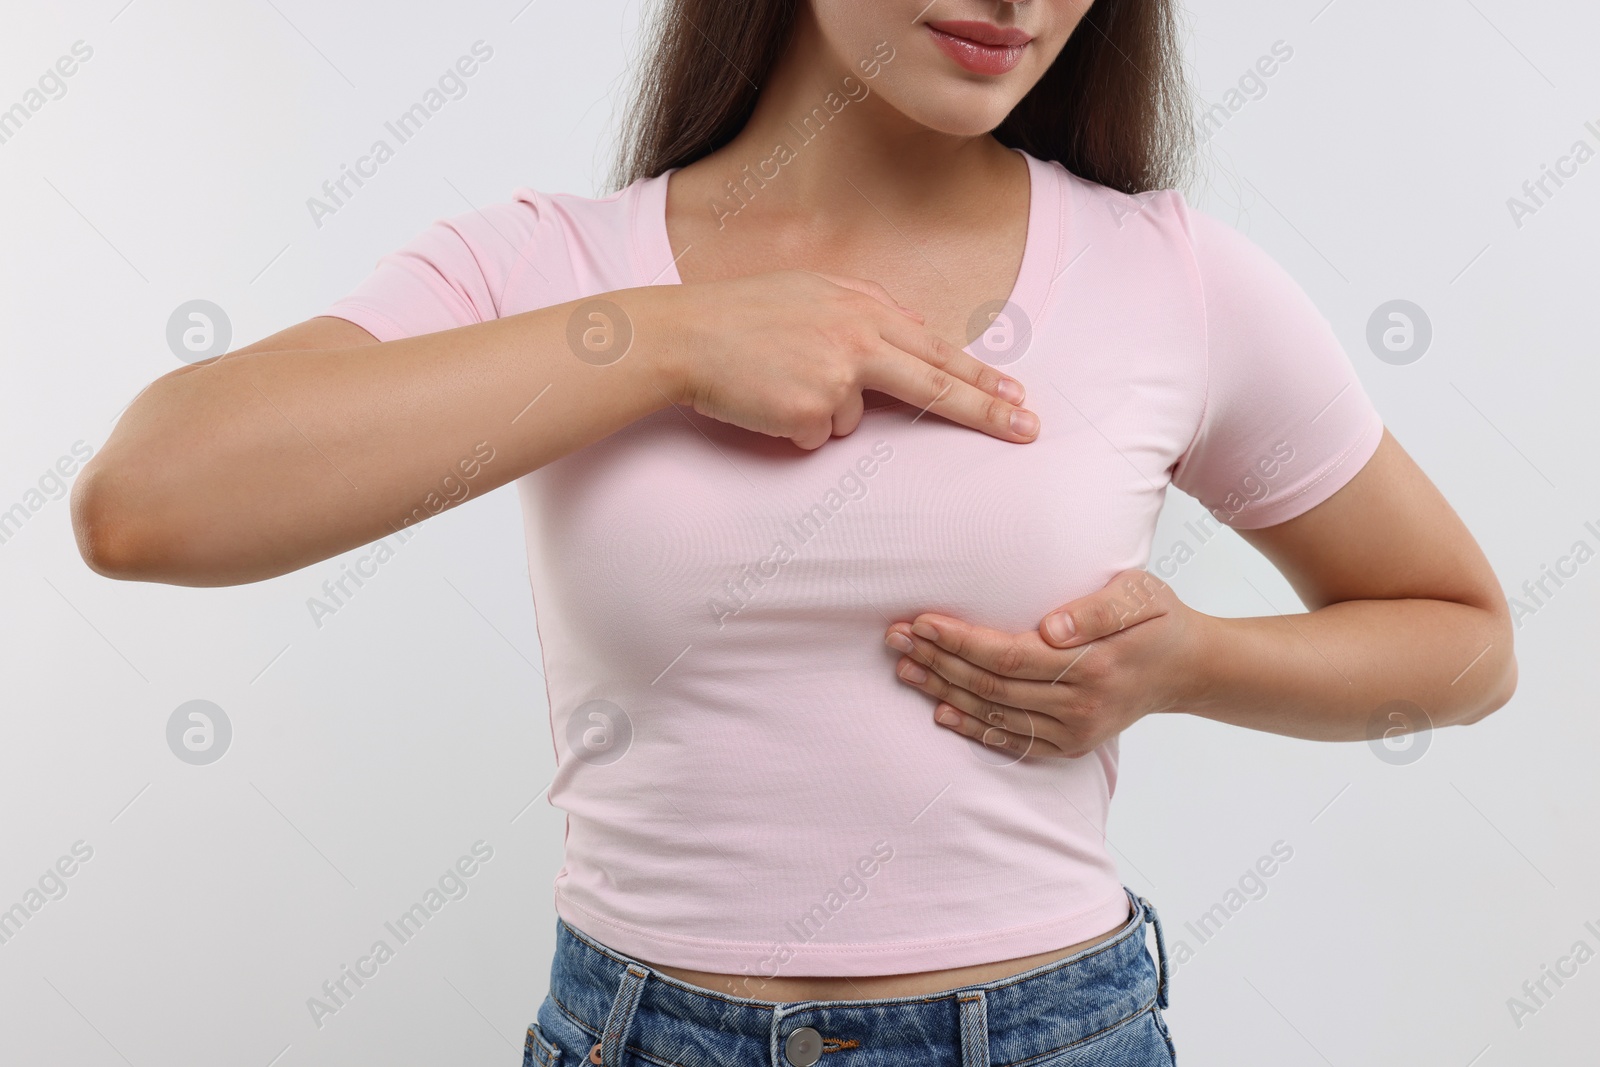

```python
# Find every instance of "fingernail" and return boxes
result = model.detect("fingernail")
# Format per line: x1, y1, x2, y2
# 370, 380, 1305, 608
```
885, 631, 915, 654
911, 620, 939, 641
1010, 409, 1039, 437
996, 378, 1024, 404
936, 707, 961, 726
899, 661, 929, 683
1044, 612, 1075, 644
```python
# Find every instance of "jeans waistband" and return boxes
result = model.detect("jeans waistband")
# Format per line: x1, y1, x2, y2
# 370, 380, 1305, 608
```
545, 885, 1170, 1067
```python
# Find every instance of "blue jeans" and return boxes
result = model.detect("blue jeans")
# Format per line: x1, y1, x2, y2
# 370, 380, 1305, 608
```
523, 885, 1175, 1066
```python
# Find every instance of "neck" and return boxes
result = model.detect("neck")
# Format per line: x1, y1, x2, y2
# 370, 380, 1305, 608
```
685, 7, 1018, 230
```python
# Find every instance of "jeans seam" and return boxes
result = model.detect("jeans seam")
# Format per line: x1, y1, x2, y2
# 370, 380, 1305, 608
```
1152, 1003, 1177, 1063
547, 993, 695, 1067
547, 990, 601, 1041
524, 1021, 560, 1067
994, 993, 1159, 1067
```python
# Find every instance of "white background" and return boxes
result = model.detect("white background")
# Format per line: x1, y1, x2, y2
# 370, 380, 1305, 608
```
1, 1, 1594, 1064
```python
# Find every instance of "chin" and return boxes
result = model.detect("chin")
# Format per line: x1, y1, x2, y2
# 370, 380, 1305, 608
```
882, 81, 1024, 138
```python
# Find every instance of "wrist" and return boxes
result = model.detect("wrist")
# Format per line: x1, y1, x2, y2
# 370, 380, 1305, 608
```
626, 283, 693, 408
1172, 608, 1231, 717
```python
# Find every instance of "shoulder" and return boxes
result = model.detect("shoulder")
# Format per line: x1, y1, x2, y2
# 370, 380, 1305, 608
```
1063, 169, 1316, 324
1051, 166, 1259, 271
418, 174, 658, 308
1035, 164, 1211, 331
424, 180, 633, 258
1046, 165, 1210, 298
1051, 165, 1187, 236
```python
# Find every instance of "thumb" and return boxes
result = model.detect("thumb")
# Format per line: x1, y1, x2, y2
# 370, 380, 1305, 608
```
1039, 570, 1168, 648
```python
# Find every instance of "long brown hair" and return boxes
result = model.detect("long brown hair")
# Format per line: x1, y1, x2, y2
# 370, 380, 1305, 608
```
610, 0, 1193, 195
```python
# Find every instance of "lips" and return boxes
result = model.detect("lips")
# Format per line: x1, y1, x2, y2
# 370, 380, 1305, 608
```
925, 20, 1032, 75
926, 20, 1034, 47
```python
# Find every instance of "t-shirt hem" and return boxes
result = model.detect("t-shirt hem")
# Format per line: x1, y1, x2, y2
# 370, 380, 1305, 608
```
552, 883, 1132, 977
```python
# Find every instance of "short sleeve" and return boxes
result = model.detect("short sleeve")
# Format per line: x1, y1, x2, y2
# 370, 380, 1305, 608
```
1169, 199, 1385, 529
320, 197, 542, 343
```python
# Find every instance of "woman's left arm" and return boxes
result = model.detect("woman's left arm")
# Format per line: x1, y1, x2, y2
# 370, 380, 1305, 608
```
884, 428, 1516, 756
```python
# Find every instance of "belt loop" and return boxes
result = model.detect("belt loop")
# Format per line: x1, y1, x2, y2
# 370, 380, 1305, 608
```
598, 964, 649, 1067
957, 990, 990, 1067
1136, 891, 1171, 1010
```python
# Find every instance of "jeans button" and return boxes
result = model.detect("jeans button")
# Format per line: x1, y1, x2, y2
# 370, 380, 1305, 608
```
784, 1026, 823, 1066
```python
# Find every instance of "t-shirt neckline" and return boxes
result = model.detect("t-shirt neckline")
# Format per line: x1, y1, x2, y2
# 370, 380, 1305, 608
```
632, 147, 1061, 371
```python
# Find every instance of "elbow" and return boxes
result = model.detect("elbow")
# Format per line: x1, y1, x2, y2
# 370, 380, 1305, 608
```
1459, 657, 1518, 725
72, 371, 253, 585
1454, 613, 1519, 726
71, 456, 161, 581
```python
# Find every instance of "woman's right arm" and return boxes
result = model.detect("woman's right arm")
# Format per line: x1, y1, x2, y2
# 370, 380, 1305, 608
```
72, 291, 678, 587
72, 271, 1036, 588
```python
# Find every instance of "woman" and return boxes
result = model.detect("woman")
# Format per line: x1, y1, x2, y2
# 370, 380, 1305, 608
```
72, 0, 1516, 1064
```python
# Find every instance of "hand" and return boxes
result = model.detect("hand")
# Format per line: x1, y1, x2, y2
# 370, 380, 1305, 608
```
647, 269, 1040, 451
882, 569, 1207, 760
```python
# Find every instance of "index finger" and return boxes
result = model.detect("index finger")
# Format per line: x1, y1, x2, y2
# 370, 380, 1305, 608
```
869, 310, 1038, 443
806, 270, 924, 322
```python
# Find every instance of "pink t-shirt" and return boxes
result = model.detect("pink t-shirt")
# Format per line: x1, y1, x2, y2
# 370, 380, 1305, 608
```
323, 149, 1383, 976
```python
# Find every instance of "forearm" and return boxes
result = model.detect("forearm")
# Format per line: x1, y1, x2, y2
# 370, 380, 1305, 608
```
1181, 596, 1516, 740
75, 286, 683, 587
